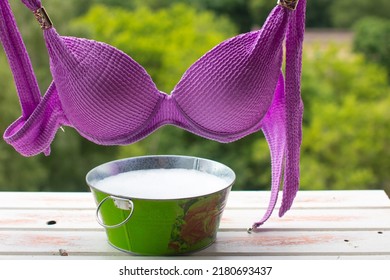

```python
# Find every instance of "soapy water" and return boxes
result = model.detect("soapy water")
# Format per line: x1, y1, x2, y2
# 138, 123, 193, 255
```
94, 168, 230, 199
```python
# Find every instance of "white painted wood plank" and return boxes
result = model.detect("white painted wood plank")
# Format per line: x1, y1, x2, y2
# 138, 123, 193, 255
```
0, 192, 95, 209
205, 230, 390, 256
0, 190, 389, 210
0, 230, 118, 256
226, 190, 390, 209
0, 209, 100, 230
1, 208, 389, 231
220, 208, 390, 230
0, 230, 388, 257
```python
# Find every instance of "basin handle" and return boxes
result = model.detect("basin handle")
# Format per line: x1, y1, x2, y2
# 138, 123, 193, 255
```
95, 196, 134, 229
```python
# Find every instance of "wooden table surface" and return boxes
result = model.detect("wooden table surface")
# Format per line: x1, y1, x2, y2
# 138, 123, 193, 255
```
0, 190, 389, 259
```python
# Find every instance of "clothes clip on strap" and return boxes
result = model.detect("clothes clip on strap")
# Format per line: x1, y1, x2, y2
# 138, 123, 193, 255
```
33, 7, 52, 30
277, 0, 299, 10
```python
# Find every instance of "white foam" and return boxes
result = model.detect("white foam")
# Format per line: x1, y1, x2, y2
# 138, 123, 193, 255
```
94, 168, 229, 199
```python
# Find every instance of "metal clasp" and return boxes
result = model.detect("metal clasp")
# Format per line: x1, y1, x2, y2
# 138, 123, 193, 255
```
33, 7, 53, 30
277, 0, 299, 11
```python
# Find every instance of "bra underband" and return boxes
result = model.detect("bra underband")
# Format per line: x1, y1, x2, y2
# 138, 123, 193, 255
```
0, 0, 306, 228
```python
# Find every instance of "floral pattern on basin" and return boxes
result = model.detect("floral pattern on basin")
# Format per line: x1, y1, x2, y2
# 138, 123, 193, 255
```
168, 190, 228, 253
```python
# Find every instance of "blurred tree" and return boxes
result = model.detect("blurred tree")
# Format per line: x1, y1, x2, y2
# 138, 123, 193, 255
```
353, 17, 390, 76
305, 0, 334, 28
139, 0, 338, 31
188, 0, 344, 31
186, 0, 252, 32
248, 0, 279, 29
330, 0, 390, 28
299, 45, 390, 192
72, 3, 237, 93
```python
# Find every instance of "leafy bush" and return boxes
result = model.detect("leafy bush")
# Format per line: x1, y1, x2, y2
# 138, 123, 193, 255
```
353, 17, 390, 75
300, 45, 390, 191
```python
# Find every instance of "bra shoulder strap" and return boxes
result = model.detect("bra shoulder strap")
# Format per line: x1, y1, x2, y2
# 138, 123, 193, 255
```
279, 0, 305, 217
21, 0, 41, 10
253, 0, 306, 229
0, 0, 42, 118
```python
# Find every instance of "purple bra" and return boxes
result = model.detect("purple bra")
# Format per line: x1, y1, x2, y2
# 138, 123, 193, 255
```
0, 0, 306, 228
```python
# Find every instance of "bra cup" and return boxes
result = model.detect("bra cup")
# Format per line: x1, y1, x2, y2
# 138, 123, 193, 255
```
45, 33, 162, 143
172, 10, 287, 135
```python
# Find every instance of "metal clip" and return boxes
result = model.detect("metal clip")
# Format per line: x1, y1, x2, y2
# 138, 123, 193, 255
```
33, 7, 53, 30
277, 0, 299, 11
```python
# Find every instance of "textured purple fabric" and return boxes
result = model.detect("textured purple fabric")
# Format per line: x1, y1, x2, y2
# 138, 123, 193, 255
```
21, 0, 41, 11
0, 0, 306, 227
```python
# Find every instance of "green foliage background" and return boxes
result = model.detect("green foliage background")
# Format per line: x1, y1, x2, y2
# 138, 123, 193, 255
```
0, 0, 389, 195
